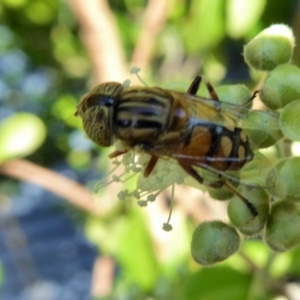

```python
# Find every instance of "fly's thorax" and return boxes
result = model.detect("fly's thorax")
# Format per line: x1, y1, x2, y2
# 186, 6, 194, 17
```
168, 91, 190, 131
114, 87, 176, 144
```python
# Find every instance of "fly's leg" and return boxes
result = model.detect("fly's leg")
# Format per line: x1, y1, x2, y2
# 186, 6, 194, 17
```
179, 163, 223, 188
179, 163, 258, 217
203, 78, 220, 102
222, 181, 258, 217
143, 155, 159, 177
243, 90, 260, 106
109, 150, 159, 181
190, 76, 260, 107
187, 76, 201, 95
187, 76, 221, 109
109, 150, 128, 158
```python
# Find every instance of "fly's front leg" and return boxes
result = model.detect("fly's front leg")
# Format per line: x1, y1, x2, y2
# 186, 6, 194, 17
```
109, 150, 128, 159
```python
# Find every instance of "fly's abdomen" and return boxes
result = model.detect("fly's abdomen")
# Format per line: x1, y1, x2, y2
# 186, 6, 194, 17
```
179, 120, 254, 172
182, 101, 254, 171
204, 124, 254, 171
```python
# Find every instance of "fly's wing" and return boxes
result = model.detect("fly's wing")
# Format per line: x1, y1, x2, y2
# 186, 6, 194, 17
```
241, 109, 282, 150
148, 92, 282, 189
166, 91, 282, 153
239, 151, 278, 186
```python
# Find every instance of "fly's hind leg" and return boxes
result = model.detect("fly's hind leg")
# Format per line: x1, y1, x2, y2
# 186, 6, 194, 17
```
187, 76, 221, 108
180, 163, 258, 217
203, 78, 220, 102
193, 77, 259, 108
179, 163, 223, 188
187, 76, 201, 95
222, 180, 258, 217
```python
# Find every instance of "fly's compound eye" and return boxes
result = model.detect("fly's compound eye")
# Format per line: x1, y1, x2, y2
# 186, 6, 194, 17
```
76, 82, 124, 147
83, 104, 112, 147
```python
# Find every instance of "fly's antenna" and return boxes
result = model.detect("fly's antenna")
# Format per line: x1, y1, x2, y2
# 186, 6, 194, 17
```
130, 66, 149, 86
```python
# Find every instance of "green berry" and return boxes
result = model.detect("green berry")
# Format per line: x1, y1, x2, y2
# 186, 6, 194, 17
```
207, 185, 234, 201
265, 200, 300, 252
228, 185, 269, 236
204, 170, 239, 201
242, 110, 282, 149
191, 221, 240, 265
279, 100, 300, 141
206, 176, 239, 201
260, 64, 300, 109
244, 24, 294, 71
265, 157, 300, 201
216, 85, 253, 107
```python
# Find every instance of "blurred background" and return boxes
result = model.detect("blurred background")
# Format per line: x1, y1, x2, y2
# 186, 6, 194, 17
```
1, 0, 300, 299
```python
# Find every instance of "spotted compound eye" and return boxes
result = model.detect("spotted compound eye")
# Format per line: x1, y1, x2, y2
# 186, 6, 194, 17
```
82, 104, 112, 146
75, 82, 124, 147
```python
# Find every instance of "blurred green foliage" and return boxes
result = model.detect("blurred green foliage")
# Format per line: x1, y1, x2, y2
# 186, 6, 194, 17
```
0, 113, 46, 162
0, 0, 300, 299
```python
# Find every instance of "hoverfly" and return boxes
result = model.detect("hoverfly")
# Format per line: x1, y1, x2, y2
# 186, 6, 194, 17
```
75, 76, 271, 216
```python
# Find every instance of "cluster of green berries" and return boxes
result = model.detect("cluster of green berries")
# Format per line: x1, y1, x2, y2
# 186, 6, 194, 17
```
192, 24, 300, 265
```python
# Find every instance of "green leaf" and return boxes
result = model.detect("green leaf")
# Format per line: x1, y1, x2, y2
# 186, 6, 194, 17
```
180, 0, 225, 53
117, 207, 160, 290
24, 0, 58, 25
226, 0, 266, 38
85, 205, 160, 290
0, 113, 46, 163
2, 0, 27, 8
183, 266, 251, 300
